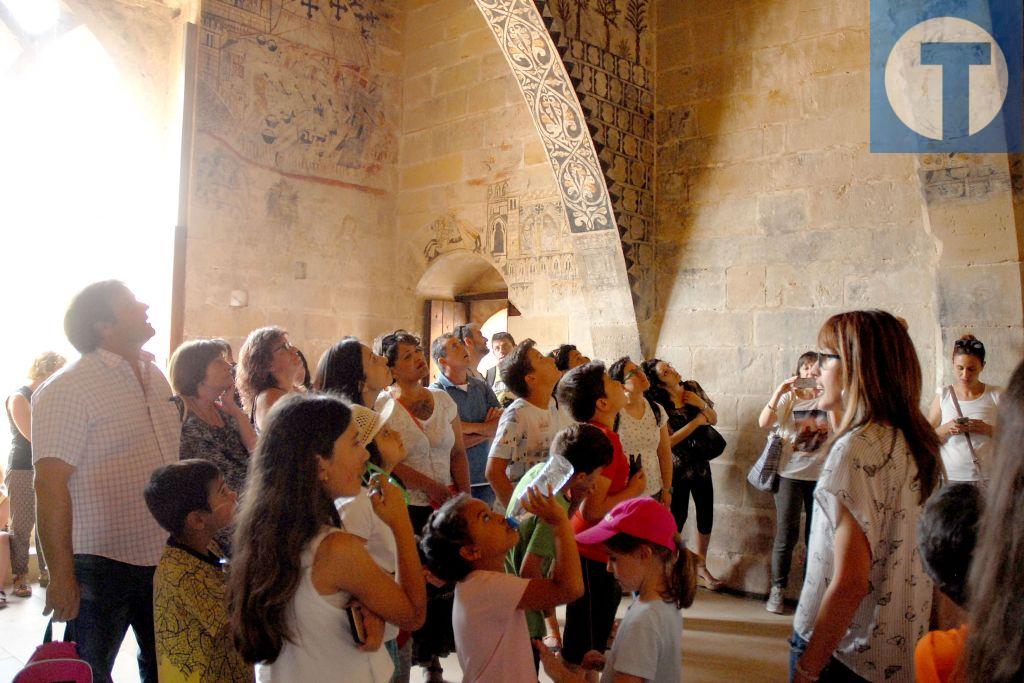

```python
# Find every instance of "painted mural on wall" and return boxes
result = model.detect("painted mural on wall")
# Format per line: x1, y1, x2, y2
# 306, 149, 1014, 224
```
542, 0, 655, 320
472, 0, 616, 234
420, 180, 582, 310
196, 0, 397, 190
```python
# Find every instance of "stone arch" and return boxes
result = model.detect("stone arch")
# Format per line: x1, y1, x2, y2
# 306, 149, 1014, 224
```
471, 0, 641, 360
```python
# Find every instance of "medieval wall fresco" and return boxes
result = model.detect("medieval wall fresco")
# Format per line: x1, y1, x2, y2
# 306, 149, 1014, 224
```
185, 0, 409, 365
540, 0, 656, 327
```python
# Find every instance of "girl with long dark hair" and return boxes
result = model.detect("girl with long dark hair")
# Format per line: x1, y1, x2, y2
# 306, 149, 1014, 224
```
792, 310, 941, 683
226, 394, 425, 680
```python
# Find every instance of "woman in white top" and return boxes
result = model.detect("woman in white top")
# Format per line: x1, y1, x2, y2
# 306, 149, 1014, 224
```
227, 394, 426, 682
927, 335, 999, 483
608, 357, 673, 503
792, 311, 942, 683
758, 351, 831, 614
377, 331, 470, 683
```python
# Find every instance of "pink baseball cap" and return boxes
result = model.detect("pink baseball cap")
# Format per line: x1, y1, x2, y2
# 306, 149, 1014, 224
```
575, 497, 677, 551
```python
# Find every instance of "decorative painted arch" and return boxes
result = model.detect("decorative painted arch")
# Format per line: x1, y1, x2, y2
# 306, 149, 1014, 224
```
472, 0, 641, 359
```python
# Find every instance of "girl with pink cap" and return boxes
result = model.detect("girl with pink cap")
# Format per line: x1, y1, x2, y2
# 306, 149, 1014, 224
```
540, 497, 697, 682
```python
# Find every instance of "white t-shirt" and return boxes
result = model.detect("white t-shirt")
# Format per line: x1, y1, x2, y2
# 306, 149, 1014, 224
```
775, 392, 830, 481
616, 401, 667, 496
452, 570, 534, 682
601, 597, 682, 683
794, 424, 933, 683
377, 388, 458, 507
488, 397, 570, 485
937, 385, 1000, 481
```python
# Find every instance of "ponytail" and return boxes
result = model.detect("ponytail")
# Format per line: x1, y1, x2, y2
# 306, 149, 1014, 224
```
670, 538, 698, 609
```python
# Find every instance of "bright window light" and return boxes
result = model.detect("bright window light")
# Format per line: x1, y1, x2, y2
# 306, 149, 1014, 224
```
2, 0, 59, 35
0, 24, 177, 389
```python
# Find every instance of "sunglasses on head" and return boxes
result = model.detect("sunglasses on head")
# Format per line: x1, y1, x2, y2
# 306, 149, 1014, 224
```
954, 339, 984, 352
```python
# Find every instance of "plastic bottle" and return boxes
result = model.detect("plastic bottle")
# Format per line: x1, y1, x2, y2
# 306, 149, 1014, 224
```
506, 453, 575, 521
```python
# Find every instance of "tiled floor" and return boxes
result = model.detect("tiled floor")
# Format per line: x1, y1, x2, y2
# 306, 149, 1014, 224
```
0, 579, 791, 682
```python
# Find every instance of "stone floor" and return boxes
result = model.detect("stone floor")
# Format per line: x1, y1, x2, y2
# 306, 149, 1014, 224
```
0, 574, 791, 682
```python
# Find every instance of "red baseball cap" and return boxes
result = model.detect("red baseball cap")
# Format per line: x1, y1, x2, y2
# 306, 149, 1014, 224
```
575, 497, 677, 551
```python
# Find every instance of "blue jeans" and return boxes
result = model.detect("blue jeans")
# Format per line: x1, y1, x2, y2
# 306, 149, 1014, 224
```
471, 483, 496, 507
788, 631, 867, 682
69, 554, 157, 683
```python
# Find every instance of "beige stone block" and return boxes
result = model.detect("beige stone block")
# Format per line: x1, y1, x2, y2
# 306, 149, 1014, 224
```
459, 29, 499, 60
692, 345, 776, 395
768, 148, 855, 191
754, 309, 837, 349
436, 59, 482, 94
698, 160, 774, 200
926, 198, 1018, 267
656, 23, 693, 71
797, 29, 869, 76
800, 69, 869, 119
757, 190, 808, 234
685, 196, 760, 237
400, 154, 463, 189
808, 181, 922, 230
751, 42, 804, 92
851, 143, 916, 182
726, 265, 766, 309
523, 139, 548, 166
844, 267, 935, 308
660, 309, 755, 347
763, 122, 785, 156
443, 5, 487, 39
937, 263, 1024, 328
785, 110, 869, 153
766, 263, 845, 309
465, 77, 513, 114
661, 267, 727, 311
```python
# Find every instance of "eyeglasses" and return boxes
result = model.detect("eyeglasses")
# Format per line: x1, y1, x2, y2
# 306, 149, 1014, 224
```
816, 352, 840, 368
623, 369, 638, 381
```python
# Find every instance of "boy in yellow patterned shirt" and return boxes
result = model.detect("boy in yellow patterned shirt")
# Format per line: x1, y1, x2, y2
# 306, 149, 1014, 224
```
144, 459, 253, 683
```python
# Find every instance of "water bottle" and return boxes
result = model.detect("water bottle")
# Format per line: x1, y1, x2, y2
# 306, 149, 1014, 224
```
506, 453, 575, 521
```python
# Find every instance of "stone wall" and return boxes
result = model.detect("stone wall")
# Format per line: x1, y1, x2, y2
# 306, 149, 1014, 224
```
397, 0, 594, 353
184, 0, 409, 364
653, 0, 1023, 594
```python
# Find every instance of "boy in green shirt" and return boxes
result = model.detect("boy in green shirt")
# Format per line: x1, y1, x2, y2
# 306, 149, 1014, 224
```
144, 459, 253, 683
505, 423, 613, 649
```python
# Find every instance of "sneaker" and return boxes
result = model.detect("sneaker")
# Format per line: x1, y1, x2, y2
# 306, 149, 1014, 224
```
766, 585, 784, 614
0, 590, 7, 609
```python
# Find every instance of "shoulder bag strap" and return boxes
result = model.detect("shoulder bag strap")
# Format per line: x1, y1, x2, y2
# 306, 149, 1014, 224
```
948, 385, 981, 476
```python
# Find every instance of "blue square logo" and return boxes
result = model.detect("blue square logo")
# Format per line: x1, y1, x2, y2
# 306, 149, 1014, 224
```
871, 0, 1023, 152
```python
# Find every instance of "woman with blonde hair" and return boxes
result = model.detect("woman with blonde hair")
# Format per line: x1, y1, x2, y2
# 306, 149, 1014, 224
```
5, 351, 65, 598
236, 326, 305, 431
792, 310, 941, 683
962, 359, 1024, 682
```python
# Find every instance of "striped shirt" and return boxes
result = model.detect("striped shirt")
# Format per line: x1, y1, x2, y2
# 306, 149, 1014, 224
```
794, 423, 933, 682
32, 349, 181, 566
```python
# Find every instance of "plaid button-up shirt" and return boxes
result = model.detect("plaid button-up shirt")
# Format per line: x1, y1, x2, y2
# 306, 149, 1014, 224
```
32, 348, 181, 566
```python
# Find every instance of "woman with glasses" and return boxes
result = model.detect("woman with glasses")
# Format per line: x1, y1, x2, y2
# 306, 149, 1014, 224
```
757, 351, 831, 614
169, 339, 257, 553
791, 311, 941, 683
609, 357, 673, 503
236, 326, 306, 431
926, 335, 999, 484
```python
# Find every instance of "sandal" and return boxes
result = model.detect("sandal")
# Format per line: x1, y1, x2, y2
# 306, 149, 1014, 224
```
38, 570, 50, 588
542, 634, 562, 652
0, 590, 7, 609
12, 578, 32, 598
424, 658, 445, 683
696, 567, 723, 591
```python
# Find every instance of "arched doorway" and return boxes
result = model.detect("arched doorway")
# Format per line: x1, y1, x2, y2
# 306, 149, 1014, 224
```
415, 251, 516, 382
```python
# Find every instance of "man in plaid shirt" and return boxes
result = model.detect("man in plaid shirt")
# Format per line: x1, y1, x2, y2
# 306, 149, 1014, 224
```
33, 281, 180, 683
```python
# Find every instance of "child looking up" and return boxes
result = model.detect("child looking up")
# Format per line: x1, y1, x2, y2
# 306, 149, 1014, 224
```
556, 362, 645, 667
505, 424, 614, 654
420, 490, 584, 682
486, 339, 568, 509
144, 459, 253, 683
540, 497, 697, 683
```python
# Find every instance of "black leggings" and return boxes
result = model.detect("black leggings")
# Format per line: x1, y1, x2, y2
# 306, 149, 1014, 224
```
561, 557, 622, 665
671, 465, 714, 535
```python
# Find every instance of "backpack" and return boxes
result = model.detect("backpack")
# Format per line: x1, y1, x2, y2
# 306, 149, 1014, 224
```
13, 621, 93, 683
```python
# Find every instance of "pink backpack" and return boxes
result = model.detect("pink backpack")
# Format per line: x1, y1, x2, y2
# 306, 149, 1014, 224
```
13, 621, 92, 683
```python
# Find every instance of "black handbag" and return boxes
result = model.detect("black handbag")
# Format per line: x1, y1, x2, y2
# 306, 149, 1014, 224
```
679, 423, 727, 461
